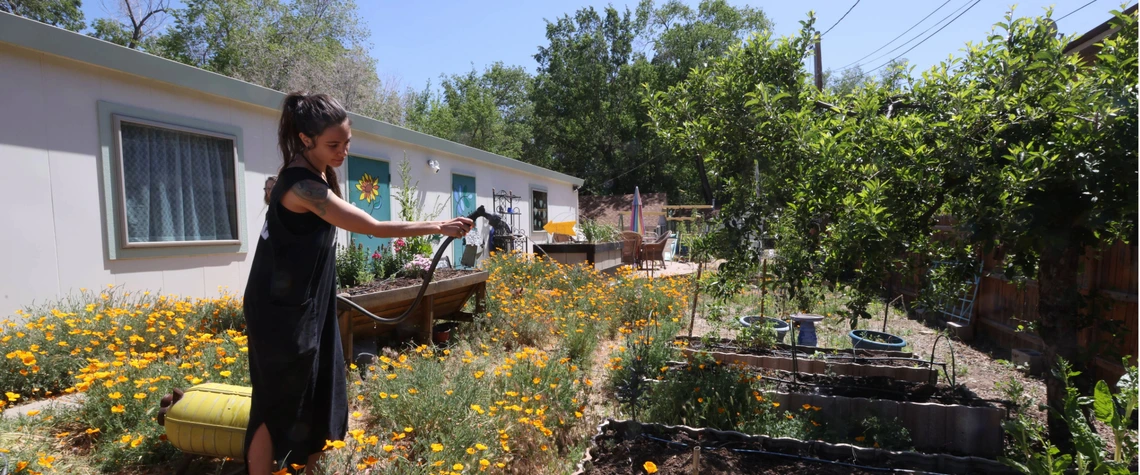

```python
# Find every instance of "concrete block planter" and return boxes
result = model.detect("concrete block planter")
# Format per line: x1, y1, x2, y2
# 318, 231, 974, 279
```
675, 337, 937, 384
573, 419, 1015, 474
765, 390, 1005, 458
532, 241, 624, 272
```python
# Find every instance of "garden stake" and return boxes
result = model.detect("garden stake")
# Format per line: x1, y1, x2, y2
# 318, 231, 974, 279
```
691, 446, 700, 474
687, 260, 703, 338
881, 294, 904, 333
758, 258, 767, 319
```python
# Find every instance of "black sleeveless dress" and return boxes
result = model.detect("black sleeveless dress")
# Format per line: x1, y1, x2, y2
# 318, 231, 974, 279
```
242, 167, 347, 466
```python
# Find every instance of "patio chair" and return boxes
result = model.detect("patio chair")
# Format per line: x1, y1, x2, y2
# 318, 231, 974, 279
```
620, 231, 642, 269
639, 232, 671, 270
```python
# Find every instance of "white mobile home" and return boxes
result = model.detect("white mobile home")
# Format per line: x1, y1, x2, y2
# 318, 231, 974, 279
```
0, 12, 583, 310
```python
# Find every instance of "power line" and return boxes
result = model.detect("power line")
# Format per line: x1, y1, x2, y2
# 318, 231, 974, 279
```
854, 0, 975, 70
821, 0, 861, 37
867, 0, 983, 74
838, 0, 954, 70
1056, 0, 1097, 22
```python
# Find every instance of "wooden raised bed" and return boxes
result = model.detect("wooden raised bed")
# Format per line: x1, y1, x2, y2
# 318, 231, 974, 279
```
336, 271, 488, 361
574, 419, 1015, 474
676, 336, 938, 384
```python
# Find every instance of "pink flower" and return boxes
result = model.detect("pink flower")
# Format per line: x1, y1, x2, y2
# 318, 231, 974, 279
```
394, 239, 406, 251
372, 251, 382, 259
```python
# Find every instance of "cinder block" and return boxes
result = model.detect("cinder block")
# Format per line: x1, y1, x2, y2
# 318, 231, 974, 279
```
1012, 348, 1045, 376
947, 321, 974, 341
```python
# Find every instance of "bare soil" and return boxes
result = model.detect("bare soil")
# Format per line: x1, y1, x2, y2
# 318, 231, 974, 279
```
762, 373, 993, 407
585, 429, 880, 475
686, 341, 927, 368
342, 268, 478, 295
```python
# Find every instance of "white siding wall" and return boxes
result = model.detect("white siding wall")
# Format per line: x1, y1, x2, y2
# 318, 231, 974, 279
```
0, 44, 577, 311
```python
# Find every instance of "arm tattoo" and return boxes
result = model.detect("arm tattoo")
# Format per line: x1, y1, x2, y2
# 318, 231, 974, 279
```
292, 180, 330, 216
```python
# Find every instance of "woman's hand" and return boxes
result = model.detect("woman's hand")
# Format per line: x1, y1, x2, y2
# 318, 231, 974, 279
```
438, 218, 474, 238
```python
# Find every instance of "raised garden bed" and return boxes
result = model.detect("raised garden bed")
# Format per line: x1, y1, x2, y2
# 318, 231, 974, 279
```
336, 269, 488, 361
758, 374, 1004, 458
574, 419, 1015, 474
676, 336, 938, 384
533, 241, 624, 272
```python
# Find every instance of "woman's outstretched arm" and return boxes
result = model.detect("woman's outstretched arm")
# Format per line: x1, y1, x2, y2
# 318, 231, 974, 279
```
282, 178, 472, 238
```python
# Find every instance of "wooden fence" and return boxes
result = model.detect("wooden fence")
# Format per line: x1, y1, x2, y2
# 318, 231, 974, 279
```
891, 231, 1137, 383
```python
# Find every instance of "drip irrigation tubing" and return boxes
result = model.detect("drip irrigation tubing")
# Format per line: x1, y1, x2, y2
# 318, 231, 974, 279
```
638, 434, 942, 474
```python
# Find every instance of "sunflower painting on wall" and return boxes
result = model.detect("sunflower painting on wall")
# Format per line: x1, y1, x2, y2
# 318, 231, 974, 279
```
357, 173, 382, 207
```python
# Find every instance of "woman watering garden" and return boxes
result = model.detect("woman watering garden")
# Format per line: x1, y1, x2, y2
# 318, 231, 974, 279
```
243, 92, 472, 474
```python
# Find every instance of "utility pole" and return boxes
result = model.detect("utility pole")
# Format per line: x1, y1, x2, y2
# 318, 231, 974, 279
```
814, 36, 824, 91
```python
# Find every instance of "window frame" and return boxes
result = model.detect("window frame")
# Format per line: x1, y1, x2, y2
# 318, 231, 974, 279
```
98, 100, 248, 260
530, 186, 548, 233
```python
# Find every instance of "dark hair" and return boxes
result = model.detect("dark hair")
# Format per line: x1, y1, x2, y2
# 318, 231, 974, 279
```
274, 92, 349, 203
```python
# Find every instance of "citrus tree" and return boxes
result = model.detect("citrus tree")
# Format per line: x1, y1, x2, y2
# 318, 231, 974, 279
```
649, 7, 1137, 449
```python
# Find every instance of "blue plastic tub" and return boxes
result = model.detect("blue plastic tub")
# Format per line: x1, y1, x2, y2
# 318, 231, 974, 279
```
849, 329, 907, 351
738, 316, 789, 343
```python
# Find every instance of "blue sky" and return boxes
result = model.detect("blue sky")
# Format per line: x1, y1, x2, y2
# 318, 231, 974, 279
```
81, 0, 1134, 91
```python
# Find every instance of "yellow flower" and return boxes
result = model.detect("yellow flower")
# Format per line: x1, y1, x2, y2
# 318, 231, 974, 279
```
431, 443, 443, 452
855, 436, 866, 442
467, 447, 476, 455
771, 402, 780, 408
5, 392, 19, 402
111, 404, 125, 413
644, 461, 658, 473
479, 459, 490, 468
86, 428, 101, 435
119, 434, 131, 443
134, 393, 147, 399
322, 439, 346, 450
802, 404, 812, 411
37, 455, 55, 468
404, 427, 413, 433
475, 443, 488, 450
351, 411, 362, 418
383, 444, 394, 452
453, 463, 464, 470
25, 410, 40, 417
474, 371, 485, 379
219, 370, 232, 377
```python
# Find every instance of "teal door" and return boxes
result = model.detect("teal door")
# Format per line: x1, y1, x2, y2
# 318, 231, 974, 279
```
452, 173, 476, 267
347, 156, 391, 253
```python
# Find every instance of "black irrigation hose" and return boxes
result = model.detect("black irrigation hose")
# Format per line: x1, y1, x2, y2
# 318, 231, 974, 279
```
639, 434, 939, 474
928, 333, 958, 387
335, 206, 502, 326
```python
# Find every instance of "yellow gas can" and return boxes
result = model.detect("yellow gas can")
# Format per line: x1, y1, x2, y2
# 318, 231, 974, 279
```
163, 383, 251, 460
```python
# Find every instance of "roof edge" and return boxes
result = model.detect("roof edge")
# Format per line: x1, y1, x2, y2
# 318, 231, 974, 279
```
0, 11, 584, 187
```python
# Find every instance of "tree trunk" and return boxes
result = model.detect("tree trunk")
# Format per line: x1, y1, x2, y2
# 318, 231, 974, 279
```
694, 154, 713, 205
1036, 239, 1088, 452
